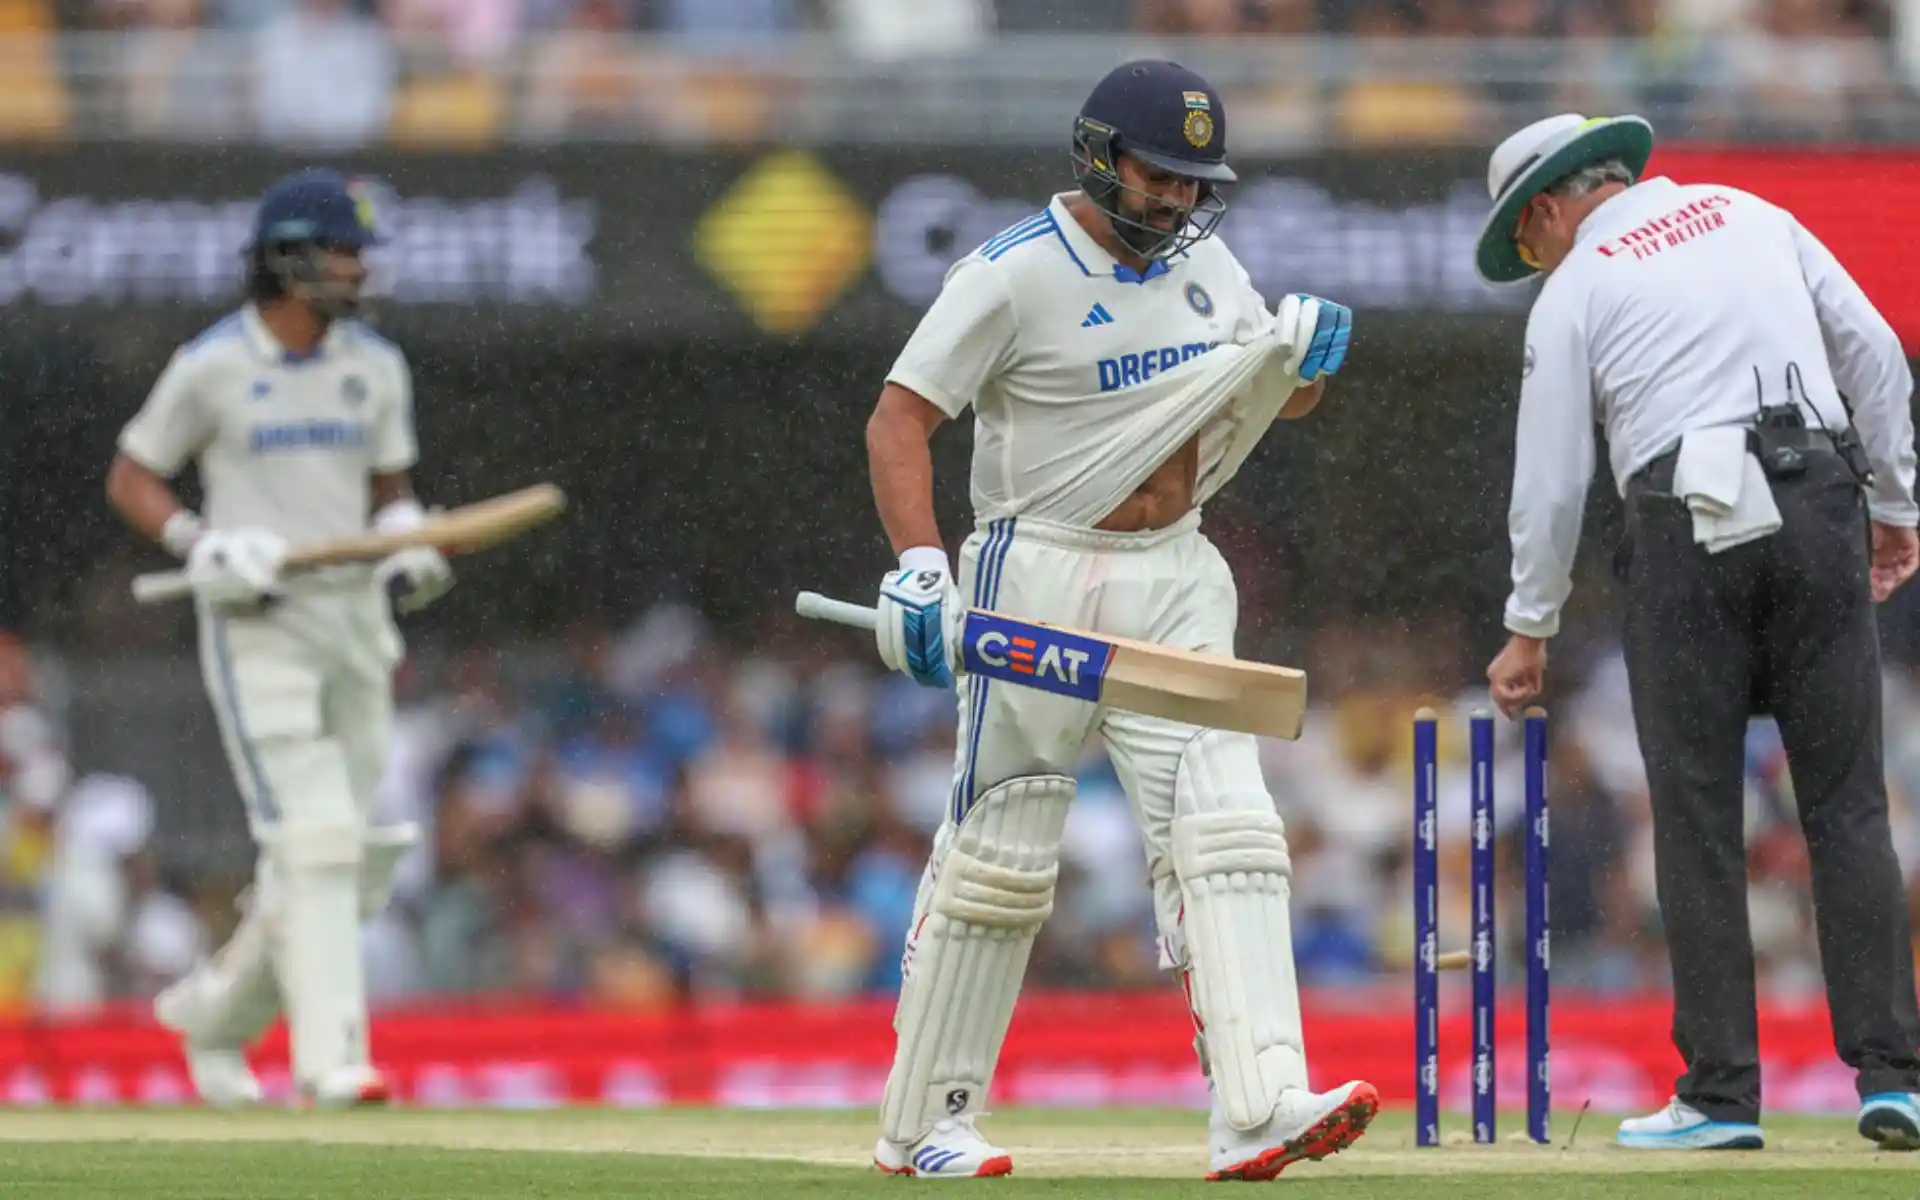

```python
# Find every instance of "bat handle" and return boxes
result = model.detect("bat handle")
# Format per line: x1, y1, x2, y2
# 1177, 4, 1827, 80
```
794, 591, 879, 633
132, 569, 196, 605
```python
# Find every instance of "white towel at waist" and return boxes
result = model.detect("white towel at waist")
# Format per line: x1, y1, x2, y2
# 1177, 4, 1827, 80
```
1671, 426, 1782, 554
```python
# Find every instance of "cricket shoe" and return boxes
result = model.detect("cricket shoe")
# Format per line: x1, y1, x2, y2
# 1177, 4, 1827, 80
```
1858, 1093, 1920, 1150
153, 976, 263, 1109
1207, 1080, 1379, 1181
1617, 1097, 1764, 1149
874, 1115, 1014, 1178
307, 1066, 393, 1110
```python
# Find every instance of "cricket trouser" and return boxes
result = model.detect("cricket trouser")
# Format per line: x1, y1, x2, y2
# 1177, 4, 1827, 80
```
1621, 448, 1920, 1121
881, 511, 1310, 1143
188, 580, 403, 1092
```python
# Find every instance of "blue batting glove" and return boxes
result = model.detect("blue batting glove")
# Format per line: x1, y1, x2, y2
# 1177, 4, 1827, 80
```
1280, 294, 1353, 381
875, 565, 961, 688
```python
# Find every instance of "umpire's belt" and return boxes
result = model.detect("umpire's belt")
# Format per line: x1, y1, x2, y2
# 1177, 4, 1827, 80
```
1627, 428, 1840, 498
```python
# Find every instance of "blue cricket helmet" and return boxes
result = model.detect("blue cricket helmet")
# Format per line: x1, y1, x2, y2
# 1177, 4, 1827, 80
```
1072, 60, 1234, 261
248, 168, 383, 252
1076, 59, 1234, 184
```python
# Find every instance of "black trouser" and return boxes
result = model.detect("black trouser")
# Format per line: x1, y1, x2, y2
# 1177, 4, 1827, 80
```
1621, 447, 1920, 1123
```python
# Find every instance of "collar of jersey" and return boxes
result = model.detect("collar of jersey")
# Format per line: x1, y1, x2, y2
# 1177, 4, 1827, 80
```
1047, 193, 1177, 284
1572, 176, 1674, 250
241, 302, 337, 367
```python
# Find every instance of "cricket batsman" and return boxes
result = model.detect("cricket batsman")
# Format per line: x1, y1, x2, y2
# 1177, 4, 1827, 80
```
862, 60, 1373, 1180
105, 168, 450, 1107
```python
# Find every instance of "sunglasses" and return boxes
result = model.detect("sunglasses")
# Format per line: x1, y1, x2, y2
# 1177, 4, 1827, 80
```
1513, 200, 1544, 270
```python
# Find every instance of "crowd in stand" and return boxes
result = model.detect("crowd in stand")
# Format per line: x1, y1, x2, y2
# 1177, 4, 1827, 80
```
8, 598, 1920, 1017
0, 0, 1902, 146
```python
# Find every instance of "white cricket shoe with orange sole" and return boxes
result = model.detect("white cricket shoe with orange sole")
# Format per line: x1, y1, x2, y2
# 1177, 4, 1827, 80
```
308, 1066, 392, 1110
874, 1115, 1014, 1179
1207, 1080, 1380, 1181
153, 976, 263, 1109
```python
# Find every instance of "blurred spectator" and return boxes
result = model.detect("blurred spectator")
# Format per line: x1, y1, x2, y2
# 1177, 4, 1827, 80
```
830, 0, 994, 59
0, 632, 69, 820
1137, 0, 1317, 34
253, 0, 397, 148
381, 0, 520, 67
116, 0, 242, 138
0, 632, 68, 1014
552, 700, 672, 847
1332, 0, 1490, 145
1711, 0, 1897, 139
33, 774, 203, 1013
1478, 0, 1556, 111
649, 0, 799, 45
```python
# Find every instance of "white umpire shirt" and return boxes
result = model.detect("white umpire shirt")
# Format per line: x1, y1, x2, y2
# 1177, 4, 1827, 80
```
117, 304, 417, 547
1505, 176, 1919, 638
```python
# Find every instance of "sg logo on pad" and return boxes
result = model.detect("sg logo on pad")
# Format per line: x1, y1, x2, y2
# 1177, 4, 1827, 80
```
961, 612, 1114, 703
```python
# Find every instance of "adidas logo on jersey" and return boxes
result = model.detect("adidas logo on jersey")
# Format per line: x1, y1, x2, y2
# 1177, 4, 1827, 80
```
1080, 303, 1115, 328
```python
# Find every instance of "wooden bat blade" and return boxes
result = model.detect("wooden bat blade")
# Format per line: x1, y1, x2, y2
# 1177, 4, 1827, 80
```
131, 484, 568, 605
789, 591, 1309, 741
291, 483, 567, 568
959, 608, 1308, 741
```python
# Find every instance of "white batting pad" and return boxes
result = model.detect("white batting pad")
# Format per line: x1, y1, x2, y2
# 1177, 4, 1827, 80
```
197, 872, 285, 1045
154, 869, 283, 1050
359, 823, 419, 917
268, 820, 368, 1091
1172, 808, 1308, 1131
880, 774, 1074, 1145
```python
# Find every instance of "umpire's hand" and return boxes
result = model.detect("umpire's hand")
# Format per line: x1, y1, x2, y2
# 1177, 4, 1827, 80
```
1487, 633, 1547, 720
1871, 522, 1919, 603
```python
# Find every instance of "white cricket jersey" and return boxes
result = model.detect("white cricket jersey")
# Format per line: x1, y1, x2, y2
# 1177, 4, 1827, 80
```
886, 192, 1276, 528
117, 304, 417, 547
1506, 176, 1919, 638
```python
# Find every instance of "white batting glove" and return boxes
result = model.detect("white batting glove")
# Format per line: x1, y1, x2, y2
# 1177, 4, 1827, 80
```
875, 549, 962, 689
1275, 293, 1353, 381
185, 528, 288, 606
369, 496, 454, 614
374, 546, 454, 614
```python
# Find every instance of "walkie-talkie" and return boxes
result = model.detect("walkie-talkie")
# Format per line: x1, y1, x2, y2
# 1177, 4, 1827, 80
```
1751, 366, 1808, 480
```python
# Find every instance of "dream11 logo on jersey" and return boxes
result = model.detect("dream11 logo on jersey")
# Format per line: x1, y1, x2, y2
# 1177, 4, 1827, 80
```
0, 174, 598, 307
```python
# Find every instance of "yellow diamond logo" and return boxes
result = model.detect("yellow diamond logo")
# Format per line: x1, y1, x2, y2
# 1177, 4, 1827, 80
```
693, 151, 871, 337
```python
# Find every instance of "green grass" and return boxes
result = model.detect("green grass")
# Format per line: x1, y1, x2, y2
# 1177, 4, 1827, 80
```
0, 1107, 1909, 1198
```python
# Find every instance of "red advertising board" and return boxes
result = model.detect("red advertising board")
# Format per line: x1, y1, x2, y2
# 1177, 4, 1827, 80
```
0, 987, 1868, 1115
1649, 147, 1919, 349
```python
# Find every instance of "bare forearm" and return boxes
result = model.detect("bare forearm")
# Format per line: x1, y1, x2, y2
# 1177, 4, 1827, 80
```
867, 407, 943, 555
370, 471, 415, 514
105, 453, 188, 545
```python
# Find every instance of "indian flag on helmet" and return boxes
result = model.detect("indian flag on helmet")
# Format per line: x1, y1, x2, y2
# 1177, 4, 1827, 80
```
348, 179, 378, 233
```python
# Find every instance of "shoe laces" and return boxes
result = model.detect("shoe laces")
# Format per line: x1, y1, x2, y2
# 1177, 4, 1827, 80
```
929, 1112, 990, 1141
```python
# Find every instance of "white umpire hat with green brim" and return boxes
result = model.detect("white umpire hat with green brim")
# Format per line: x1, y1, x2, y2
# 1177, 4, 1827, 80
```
1474, 113, 1656, 285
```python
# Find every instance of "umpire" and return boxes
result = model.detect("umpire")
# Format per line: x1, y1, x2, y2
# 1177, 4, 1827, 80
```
1476, 113, 1920, 1151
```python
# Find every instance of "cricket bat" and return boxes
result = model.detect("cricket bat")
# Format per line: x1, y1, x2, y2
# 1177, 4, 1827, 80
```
794, 591, 1307, 741
132, 483, 568, 605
